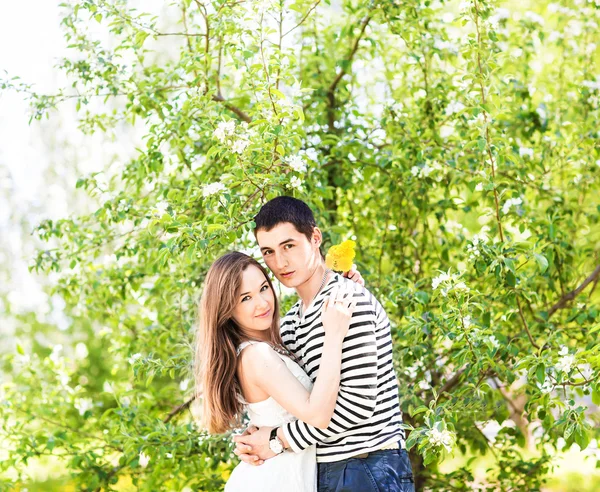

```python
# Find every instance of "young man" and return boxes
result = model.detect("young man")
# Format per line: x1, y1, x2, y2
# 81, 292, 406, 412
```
234, 196, 414, 491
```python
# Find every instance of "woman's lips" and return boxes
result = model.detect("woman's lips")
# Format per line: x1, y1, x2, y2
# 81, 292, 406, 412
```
256, 309, 271, 318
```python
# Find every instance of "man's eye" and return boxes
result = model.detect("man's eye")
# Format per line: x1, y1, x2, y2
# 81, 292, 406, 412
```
284, 244, 293, 250
263, 250, 272, 256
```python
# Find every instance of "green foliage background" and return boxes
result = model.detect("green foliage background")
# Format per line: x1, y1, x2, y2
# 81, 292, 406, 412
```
2, 0, 600, 490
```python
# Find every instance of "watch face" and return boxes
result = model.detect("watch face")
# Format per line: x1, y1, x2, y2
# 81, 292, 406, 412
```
270, 438, 284, 454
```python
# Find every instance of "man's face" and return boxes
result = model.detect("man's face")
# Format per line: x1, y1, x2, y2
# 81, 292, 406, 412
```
256, 222, 322, 288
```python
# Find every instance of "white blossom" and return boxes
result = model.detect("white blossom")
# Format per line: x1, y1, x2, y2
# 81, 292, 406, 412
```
289, 176, 302, 190
202, 182, 226, 198
428, 427, 455, 452
490, 8, 510, 25
166, 453, 173, 459
421, 164, 433, 177
139, 451, 151, 468
539, 377, 554, 394
432, 272, 451, 290
582, 80, 600, 91
154, 201, 169, 215
486, 335, 500, 349
74, 398, 93, 416
286, 155, 307, 173
58, 373, 70, 386
128, 353, 142, 365
303, 147, 319, 162
480, 420, 502, 443
49, 344, 63, 364
433, 38, 458, 54
213, 120, 236, 143
454, 281, 469, 292
414, 89, 427, 100
502, 197, 523, 214
556, 354, 576, 373
179, 379, 190, 391
418, 380, 431, 390
439, 124, 455, 139
232, 137, 250, 154
519, 147, 534, 159
405, 365, 419, 379
468, 113, 486, 126
578, 363, 594, 380
75, 342, 89, 359
445, 101, 465, 115
411, 166, 420, 177
558, 345, 569, 356
524, 11, 545, 25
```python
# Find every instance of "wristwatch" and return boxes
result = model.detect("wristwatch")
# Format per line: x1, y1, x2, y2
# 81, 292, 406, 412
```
269, 427, 284, 455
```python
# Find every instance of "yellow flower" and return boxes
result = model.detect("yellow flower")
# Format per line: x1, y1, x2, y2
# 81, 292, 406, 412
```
326, 240, 356, 272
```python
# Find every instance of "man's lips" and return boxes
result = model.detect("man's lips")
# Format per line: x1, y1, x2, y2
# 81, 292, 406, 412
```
256, 309, 271, 318
280, 271, 295, 279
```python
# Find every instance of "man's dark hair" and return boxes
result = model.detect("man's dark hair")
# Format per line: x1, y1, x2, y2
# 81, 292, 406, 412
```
254, 196, 317, 242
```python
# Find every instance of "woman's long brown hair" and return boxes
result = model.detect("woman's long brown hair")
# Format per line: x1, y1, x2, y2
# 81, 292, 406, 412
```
194, 251, 285, 434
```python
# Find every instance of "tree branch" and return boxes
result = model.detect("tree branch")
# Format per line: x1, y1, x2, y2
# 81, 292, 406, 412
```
164, 395, 197, 423
283, 0, 322, 38
328, 15, 372, 96
516, 295, 540, 349
212, 94, 252, 122
547, 264, 600, 318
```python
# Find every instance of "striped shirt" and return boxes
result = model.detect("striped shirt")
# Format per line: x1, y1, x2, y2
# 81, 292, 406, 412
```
280, 273, 405, 463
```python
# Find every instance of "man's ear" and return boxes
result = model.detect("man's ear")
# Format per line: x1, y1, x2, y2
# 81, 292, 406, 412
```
312, 227, 323, 247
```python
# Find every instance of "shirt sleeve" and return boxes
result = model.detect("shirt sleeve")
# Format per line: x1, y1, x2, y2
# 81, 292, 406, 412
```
282, 293, 379, 452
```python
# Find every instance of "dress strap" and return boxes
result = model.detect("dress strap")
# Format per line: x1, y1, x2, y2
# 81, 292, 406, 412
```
236, 340, 257, 356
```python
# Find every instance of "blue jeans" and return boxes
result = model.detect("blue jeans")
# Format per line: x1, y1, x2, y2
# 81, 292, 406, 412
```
317, 448, 415, 492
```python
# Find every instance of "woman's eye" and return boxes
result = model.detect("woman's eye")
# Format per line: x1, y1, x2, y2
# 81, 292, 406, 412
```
241, 296, 251, 302
260, 285, 269, 292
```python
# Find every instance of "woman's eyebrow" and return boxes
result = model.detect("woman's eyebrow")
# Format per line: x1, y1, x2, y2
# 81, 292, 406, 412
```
239, 280, 268, 297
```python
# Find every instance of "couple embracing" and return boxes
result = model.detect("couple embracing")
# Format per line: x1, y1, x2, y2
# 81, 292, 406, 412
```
195, 196, 415, 491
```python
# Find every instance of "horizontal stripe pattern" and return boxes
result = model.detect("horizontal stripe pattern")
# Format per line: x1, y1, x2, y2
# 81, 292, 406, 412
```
280, 274, 405, 463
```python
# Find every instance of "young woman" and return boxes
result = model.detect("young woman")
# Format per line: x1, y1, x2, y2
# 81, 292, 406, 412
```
194, 251, 356, 492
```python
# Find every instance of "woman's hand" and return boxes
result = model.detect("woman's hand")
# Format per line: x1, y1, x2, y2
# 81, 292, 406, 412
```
343, 263, 365, 286
322, 285, 357, 342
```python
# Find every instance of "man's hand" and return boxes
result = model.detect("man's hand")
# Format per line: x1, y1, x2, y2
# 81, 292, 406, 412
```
343, 263, 365, 286
232, 425, 277, 465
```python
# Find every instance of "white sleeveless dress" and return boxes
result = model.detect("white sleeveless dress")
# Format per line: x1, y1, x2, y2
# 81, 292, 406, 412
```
225, 341, 317, 492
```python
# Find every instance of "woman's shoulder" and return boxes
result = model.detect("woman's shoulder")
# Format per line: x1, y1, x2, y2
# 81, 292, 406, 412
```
237, 341, 283, 369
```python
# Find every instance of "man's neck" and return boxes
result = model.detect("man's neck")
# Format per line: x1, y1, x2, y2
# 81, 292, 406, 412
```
296, 262, 329, 309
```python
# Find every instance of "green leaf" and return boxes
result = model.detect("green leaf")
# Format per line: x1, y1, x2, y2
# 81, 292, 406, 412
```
506, 270, 516, 287
534, 254, 549, 273
536, 364, 545, 384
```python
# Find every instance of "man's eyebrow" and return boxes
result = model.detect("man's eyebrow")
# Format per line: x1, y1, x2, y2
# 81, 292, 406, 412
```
239, 280, 268, 297
260, 238, 295, 252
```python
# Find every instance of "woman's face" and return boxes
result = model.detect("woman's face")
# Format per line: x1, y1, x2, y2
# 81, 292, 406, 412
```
231, 265, 275, 340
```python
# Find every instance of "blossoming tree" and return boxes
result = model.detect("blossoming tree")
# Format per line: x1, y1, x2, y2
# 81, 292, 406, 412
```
2, 0, 600, 490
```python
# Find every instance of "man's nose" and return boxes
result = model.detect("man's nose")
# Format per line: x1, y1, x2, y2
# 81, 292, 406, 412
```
274, 251, 287, 270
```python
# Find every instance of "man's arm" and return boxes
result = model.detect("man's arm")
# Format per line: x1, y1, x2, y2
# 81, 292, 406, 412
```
281, 296, 379, 452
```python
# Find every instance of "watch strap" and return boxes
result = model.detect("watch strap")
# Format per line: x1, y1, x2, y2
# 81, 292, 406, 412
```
269, 427, 279, 442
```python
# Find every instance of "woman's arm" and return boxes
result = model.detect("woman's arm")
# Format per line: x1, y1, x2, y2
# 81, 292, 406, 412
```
239, 286, 356, 429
